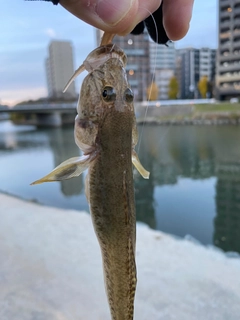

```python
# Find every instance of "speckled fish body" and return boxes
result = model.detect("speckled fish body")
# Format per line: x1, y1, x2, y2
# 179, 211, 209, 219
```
78, 51, 137, 319
31, 44, 149, 320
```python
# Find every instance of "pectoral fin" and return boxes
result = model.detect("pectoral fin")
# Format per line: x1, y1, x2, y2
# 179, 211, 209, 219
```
132, 150, 150, 179
31, 154, 92, 185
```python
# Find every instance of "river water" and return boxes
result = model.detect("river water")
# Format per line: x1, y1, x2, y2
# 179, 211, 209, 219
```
1, 120, 240, 253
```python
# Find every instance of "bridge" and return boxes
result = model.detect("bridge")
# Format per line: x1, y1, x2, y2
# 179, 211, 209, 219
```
0, 103, 78, 127
0, 99, 216, 127
1, 102, 77, 113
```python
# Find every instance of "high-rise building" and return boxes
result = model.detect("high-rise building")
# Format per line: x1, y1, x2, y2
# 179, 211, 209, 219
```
153, 69, 175, 100
177, 48, 200, 99
199, 48, 216, 81
149, 41, 176, 72
149, 41, 176, 99
216, 0, 240, 100
45, 40, 76, 99
96, 29, 151, 101
177, 47, 216, 99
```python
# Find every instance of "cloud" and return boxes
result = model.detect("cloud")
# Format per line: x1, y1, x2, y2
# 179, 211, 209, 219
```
44, 28, 57, 38
0, 87, 47, 107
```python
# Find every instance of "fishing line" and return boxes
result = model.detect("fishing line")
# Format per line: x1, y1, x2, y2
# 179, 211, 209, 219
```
136, 6, 159, 154
136, 6, 186, 159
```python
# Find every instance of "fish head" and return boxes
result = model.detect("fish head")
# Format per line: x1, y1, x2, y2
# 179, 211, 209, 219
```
74, 45, 135, 152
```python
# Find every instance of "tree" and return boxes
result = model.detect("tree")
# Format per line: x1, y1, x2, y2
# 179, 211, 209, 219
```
146, 82, 159, 101
168, 76, 179, 99
198, 76, 208, 98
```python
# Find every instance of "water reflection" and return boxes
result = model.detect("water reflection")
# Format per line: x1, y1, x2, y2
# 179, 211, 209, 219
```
0, 121, 88, 212
136, 125, 240, 253
46, 128, 83, 196
214, 164, 240, 253
135, 160, 156, 229
1, 121, 240, 253
0, 121, 37, 150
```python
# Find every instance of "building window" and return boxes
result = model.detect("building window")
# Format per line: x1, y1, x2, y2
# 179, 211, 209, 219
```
129, 80, 139, 86
221, 17, 230, 23
234, 35, 240, 42
221, 50, 230, 56
124, 49, 145, 56
221, 38, 230, 45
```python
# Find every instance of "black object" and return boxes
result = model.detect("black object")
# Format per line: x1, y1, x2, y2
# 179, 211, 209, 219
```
25, 0, 59, 5
131, 2, 169, 45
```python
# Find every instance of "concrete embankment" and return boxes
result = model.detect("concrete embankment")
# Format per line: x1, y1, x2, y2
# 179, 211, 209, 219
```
138, 113, 240, 126
135, 103, 240, 125
0, 193, 240, 320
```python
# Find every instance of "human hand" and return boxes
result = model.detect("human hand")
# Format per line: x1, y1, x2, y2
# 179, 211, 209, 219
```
59, 0, 194, 41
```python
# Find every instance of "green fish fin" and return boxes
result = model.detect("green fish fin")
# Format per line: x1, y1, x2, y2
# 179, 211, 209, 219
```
132, 149, 150, 179
31, 154, 92, 185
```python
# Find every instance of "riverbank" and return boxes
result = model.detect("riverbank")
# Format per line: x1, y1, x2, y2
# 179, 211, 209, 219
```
137, 103, 240, 125
138, 114, 240, 125
1, 193, 240, 320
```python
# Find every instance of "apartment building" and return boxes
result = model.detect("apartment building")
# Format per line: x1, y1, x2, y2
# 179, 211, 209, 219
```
199, 48, 216, 81
149, 41, 176, 99
176, 48, 200, 99
216, 0, 240, 100
45, 41, 76, 99
177, 48, 216, 99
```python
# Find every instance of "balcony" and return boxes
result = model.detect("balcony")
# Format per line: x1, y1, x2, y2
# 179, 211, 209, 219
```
217, 74, 240, 83
218, 52, 240, 61
220, 0, 231, 8
218, 62, 240, 72
220, 4, 231, 11
233, 40, 240, 49
234, 7, 240, 17
220, 17, 230, 25
220, 38, 231, 45
217, 86, 240, 95
220, 32, 231, 39
220, 11, 232, 20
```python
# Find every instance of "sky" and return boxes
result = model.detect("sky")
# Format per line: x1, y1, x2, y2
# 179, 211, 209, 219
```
0, 0, 218, 106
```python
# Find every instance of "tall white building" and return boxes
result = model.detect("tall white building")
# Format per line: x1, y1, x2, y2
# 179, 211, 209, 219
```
149, 41, 176, 99
154, 69, 175, 100
199, 48, 216, 81
45, 40, 76, 99
149, 41, 176, 72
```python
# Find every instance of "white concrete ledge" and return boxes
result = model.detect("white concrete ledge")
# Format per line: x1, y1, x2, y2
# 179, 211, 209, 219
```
0, 193, 240, 320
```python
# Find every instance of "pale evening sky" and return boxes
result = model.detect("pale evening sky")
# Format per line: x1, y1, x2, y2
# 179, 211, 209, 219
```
0, 0, 218, 106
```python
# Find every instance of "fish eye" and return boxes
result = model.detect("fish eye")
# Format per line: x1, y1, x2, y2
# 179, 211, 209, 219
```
102, 86, 116, 102
124, 88, 134, 102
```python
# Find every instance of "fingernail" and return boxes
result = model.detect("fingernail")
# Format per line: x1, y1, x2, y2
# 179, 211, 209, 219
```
96, 0, 134, 26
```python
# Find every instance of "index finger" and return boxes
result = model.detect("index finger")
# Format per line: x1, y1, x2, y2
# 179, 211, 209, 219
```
163, 0, 194, 40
